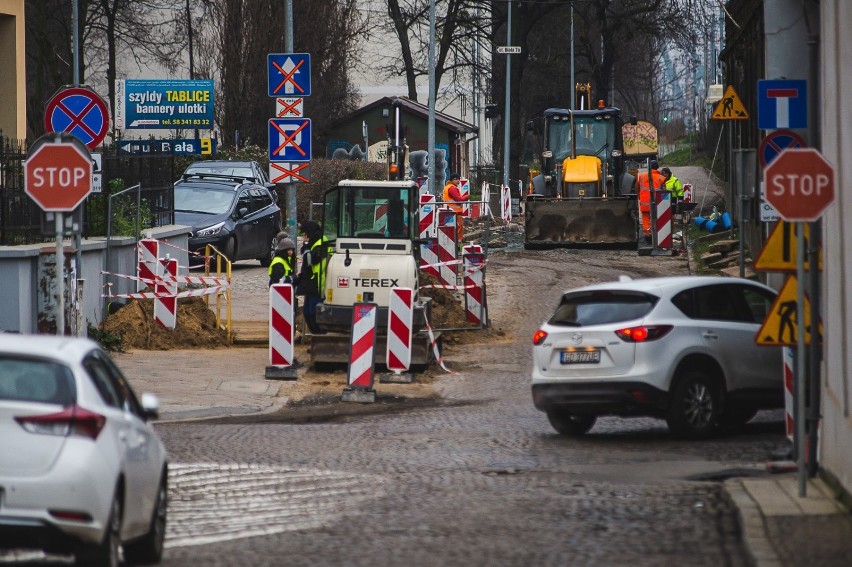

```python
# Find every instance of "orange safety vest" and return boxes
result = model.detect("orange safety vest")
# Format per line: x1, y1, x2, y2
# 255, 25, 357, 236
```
443, 182, 464, 213
637, 170, 666, 212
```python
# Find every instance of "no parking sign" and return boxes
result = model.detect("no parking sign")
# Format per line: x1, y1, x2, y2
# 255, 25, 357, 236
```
43, 87, 110, 149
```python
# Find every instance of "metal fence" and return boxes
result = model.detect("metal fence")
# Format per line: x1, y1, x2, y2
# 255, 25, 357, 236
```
0, 136, 178, 245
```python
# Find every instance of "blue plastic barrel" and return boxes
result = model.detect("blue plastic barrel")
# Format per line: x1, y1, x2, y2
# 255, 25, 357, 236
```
721, 212, 732, 230
693, 217, 708, 230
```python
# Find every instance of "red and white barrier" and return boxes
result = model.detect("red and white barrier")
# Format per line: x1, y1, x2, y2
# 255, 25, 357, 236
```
784, 346, 794, 442
373, 202, 388, 234
419, 238, 440, 280
347, 303, 378, 390
655, 192, 672, 248
682, 183, 693, 203
386, 288, 413, 372
463, 253, 486, 326
462, 244, 483, 256
500, 185, 511, 222
154, 258, 178, 329
137, 239, 159, 292
269, 284, 296, 367
419, 193, 437, 238
436, 209, 458, 289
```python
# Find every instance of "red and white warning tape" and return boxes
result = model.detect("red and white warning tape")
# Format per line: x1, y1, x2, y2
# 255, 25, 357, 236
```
421, 314, 455, 375
105, 286, 226, 300
101, 270, 230, 289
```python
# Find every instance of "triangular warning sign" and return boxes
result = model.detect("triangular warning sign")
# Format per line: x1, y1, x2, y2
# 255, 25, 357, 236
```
755, 221, 823, 272
712, 85, 749, 120
756, 276, 822, 346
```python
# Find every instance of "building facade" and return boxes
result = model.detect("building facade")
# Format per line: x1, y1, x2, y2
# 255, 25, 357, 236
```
0, 0, 26, 139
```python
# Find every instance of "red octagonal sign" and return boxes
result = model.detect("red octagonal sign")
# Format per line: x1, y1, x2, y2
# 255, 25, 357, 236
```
764, 148, 835, 222
25, 142, 93, 212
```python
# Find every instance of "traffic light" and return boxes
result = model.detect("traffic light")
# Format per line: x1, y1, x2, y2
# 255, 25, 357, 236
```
484, 104, 499, 119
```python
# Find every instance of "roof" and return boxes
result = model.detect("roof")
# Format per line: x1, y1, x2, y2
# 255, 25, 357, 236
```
348, 96, 477, 135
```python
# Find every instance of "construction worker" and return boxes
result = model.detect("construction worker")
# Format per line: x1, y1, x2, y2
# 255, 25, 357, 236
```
635, 159, 666, 243
443, 172, 469, 245
298, 220, 330, 334
660, 167, 684, 204
268, 237, 297, 287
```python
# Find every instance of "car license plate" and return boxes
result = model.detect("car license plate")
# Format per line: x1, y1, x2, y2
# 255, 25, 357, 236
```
560, 349, 600, 364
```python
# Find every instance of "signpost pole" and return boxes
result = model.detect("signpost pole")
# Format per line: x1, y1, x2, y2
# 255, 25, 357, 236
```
284, 0, 297, 239
502, 2, 512, 188
55, 213, 65, 336
795, 222, 807, 496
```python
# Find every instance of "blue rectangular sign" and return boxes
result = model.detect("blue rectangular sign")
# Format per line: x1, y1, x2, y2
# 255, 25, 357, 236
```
117, 138, 216, 155
119, 79, 214, 129
758, 80, 807, 130
268, 118, 312, 162
268, 53, 311, 97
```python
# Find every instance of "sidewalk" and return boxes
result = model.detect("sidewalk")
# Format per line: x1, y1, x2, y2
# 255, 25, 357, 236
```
724, 473, 852, 566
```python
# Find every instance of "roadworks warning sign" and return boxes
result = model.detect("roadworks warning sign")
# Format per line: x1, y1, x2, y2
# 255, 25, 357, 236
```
756, 275, 822, 346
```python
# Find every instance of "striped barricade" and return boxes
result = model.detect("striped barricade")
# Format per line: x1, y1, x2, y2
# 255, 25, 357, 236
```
381, 288, 414, 383
342, 303, 378, 403
655, 191, 673, 249
419, 193, 437, 238
266, 283, 298, 380
153, 258, 178, 329
500, 185, 512, 222
463, 253, 486, 326
436, 209, 458, 289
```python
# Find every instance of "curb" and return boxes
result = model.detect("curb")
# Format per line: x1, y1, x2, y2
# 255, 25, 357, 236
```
722, 478, 782, 567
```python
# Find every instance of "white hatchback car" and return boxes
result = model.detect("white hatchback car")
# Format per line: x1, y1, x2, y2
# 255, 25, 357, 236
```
531, 276, 783, 438
0, 335, 168, 566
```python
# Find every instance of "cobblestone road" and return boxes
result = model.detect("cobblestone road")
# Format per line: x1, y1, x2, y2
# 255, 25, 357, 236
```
151, 247, 788, 566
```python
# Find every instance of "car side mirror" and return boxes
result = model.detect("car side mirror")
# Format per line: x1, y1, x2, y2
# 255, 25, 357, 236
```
236, 207, 249, 219
140, 392, 160, 421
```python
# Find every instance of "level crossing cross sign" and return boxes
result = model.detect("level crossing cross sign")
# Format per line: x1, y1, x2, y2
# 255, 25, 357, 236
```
763, 148, 835, 222
25, 139, 93, 212
267, 54, 311, 97
268, 118, 312, 162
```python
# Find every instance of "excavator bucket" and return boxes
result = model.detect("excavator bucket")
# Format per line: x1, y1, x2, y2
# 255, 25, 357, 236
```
524, 198, 639, 248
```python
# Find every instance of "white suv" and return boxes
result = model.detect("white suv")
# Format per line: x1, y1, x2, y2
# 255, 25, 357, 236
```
531, 276, 783, 438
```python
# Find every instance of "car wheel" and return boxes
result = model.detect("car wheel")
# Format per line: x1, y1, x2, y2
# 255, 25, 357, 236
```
546, 411, 596, 436
666, 370, 721, 438
75, 491, 122, 567
123, 472, 167, 565
223, 236, 236, 262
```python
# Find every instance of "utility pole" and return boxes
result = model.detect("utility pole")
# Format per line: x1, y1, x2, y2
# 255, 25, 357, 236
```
427, 0, 437, 195
502, 1, 512, 187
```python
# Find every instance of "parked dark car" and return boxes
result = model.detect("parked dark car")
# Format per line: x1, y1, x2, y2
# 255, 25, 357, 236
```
175, 173, 282, 266
181, 160, 277, 200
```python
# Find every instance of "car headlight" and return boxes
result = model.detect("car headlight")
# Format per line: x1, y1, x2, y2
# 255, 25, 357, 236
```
196, 221, 226, 238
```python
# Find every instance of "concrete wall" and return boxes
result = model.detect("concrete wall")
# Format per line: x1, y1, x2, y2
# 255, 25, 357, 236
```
0, 226, 190, 334
0, 0, 25, 139
820, 0, 852, 497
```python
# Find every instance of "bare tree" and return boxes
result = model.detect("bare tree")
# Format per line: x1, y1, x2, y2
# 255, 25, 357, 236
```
379, 0, 494, 108
199, 0, 365, 149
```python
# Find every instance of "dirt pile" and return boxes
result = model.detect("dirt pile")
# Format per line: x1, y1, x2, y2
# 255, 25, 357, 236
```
103, 296, 230, 350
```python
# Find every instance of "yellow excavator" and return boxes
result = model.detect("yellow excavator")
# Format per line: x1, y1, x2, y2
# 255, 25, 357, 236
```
524, 85, 641, 248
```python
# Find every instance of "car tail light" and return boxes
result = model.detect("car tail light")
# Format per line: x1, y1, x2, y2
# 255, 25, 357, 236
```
15, 405, 106, 440
614, 325, 673, 342
49, 509, 94, 523
532, 329, 548, 345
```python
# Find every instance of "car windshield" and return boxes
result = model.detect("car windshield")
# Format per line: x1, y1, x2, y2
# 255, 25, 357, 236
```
549, 291, 656, 326
186, 164, 255, 179
0, 357, 76, 405
175, 185, 235, 215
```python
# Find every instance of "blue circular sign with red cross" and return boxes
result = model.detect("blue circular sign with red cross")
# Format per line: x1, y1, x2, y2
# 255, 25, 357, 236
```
43, 86, 110, 150
759, 129, 807, 169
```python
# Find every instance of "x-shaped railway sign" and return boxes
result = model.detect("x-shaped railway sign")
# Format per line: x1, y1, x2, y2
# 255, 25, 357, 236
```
268, 118, 312, 162
270, 162, 311, 184
267, 53, 312, 97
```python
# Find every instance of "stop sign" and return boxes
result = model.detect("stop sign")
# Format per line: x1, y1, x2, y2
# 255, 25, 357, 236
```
25, 142, 93, 212
764, 148, 835, 222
